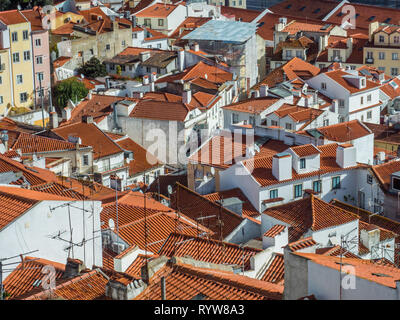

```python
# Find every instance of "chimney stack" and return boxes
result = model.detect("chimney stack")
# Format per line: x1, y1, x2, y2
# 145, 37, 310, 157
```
336, 144, 356, 168
82, 115, 93, 124
63, 258, 85, 279
50, 111, 59, 129
272, 152, 292, 181
182, 82, 191, 104
259, 84, 269, 97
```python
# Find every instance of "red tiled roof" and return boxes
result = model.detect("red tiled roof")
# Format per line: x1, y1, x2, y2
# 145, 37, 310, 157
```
264, 195, 358, 242
203, 188, 260, 218
3, 257, 65, 299
170, 17, 211, 39
245, 143, 362, 187
24, 269, 109, 300
53, 56, 71, 69
158, 233, 261, 270
288, 237, 317, 251
135, 260, 283, 300
0, 10, 28, 25
125, 254, 158, 278
264, 225, 286, 238
130, 99, 191, 122
115, 137, 162, 176
316, 245, 360, 259
290, 144, 321, 157
171, 183, 244, 240
53, 122, 123, 159
381, 78, 400, 100
294, 252, 400, 288
260, 253, 284, 284
223, 97, 280, 114
135, 3, 180, 18
324, 69, 381, 94
372, 160, 400, 192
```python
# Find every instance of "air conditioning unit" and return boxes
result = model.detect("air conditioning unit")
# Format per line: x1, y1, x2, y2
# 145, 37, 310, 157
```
112, 242, 125, 254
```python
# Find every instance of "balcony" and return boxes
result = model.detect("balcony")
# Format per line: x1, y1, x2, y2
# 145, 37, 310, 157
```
365, 57, 374, 64
0, 63, 5, 72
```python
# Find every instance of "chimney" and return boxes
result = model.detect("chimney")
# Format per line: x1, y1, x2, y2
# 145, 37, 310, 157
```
50, 111, 59, 129
360, 227, 380, 252
191, 42, 199, 52
140, 51, 150, 62
272, 152, 292, 181
336, 144, 356, 168
82, 115, 93, 124
177, 48, 185, 72
150, 72, 157, 83
182, 82, 191, 104
369, 21, 380, 42
132, 91, 144, 98
105, 277, 146, 300
63, 106, 72, 121
0, 130, 9, 151
259, 84, 269, 97
143, 75, 149, 85
216, 197, 243, 216
87, 92, 92, 100
131, 16, 137, 28
64, 258, 85, 279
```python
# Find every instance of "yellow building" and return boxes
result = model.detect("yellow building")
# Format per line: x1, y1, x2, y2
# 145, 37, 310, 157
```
0, 10, 35, 111
364, 22, 400, 77
0, 49, 12, 114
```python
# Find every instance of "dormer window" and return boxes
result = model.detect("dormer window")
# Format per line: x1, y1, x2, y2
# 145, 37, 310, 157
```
300, 158, 306, 169
321, 82, 326, 90
379, 35, 385, 43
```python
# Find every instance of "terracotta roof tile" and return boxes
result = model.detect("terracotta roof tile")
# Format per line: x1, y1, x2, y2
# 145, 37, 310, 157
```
3, 257, 65, 299
264, 225, 286, 238
288, 236, 317, 251
135, 260, 283, 300
260, 253, 284, 284
135, 3, 179, 18
203, 188, 260, 218
130, 99, 190, 122
171, 183, 244, 239
264, 196, 358, 242
158, 233, 261, 270
290, 144, 321, 157
125, 254, 158, 277
0, 10, 28, 25
223, 97, 280, 114
53, 122, 123, 159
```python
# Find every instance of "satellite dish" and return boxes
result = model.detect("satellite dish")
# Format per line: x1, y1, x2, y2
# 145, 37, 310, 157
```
108, 218, 115, 231
210, 167, 215, 175
167, 185, 173, 195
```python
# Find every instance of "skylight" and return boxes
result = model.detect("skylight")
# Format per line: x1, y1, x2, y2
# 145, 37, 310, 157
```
390, 81, 399, 89
313, 8, 321, 14
299, 6, 306, 11
368, 16, 376, 21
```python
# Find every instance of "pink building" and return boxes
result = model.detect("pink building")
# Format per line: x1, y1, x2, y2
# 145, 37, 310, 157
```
21, 8, 51, 108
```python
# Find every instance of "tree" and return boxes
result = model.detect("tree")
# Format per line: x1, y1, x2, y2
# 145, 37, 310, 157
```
53, 78, 88, 109
78, 57, 107, 78
116, 65, 122, 75
0, 0, 52, 11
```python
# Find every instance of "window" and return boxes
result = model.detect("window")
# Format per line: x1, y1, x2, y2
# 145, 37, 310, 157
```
360, 96, 364, 105
393, 52, 399, 60
271, 120, 278, 126
394, 36, 400, 44
379, 52, 385, 60
144, 19, 151, 26
270, 189, 278, 199
157, 43, 161, 49
133, 33, 137, 39
35, 38, 41, 46
296, 50, 302, 58
89, 49, 94, 55
0, 96, 3, 104
392, 68, 399, 76
333, 50, 340, 60
20, 92, 28, 103
249, 115, 255, 126
379, 35, 385, 43
285, 123, 292, 130
158, 19, 164, 26
23, 30, 29, 40
12, 52, 20, 63
110, 64, 115, 70
37, 72, 44, 82
11, 32, 18, 42
323, 119, 329, 127
106, 44, 110, 50
83, 155, 89, 166
232, 113, 239, 124
146, 66, 151, 72
300, 158, 306, 169
367, 174, 373, 184
367, 94, 371, 102
23, 50, 30, 61
16, 74, 23, 84
294, 184, 303, 198
122, 40, 126, 46
339, 99, 345, 107
367, 111, 372, 119
332, 176, 341, 189
321, 82, 326, 90
0, 76, 2, 85
36, 56, 43, 64
313, 180, 321, 193
367, 51, 373, 59
285, 50, 292, 59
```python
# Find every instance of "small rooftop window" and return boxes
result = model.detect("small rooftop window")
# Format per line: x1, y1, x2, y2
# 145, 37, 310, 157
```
313, 8, 321, 14
368, 16, 376, 21
286, 4, 292, 9
384, 18, 392, 23
299, 6, 306, 11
